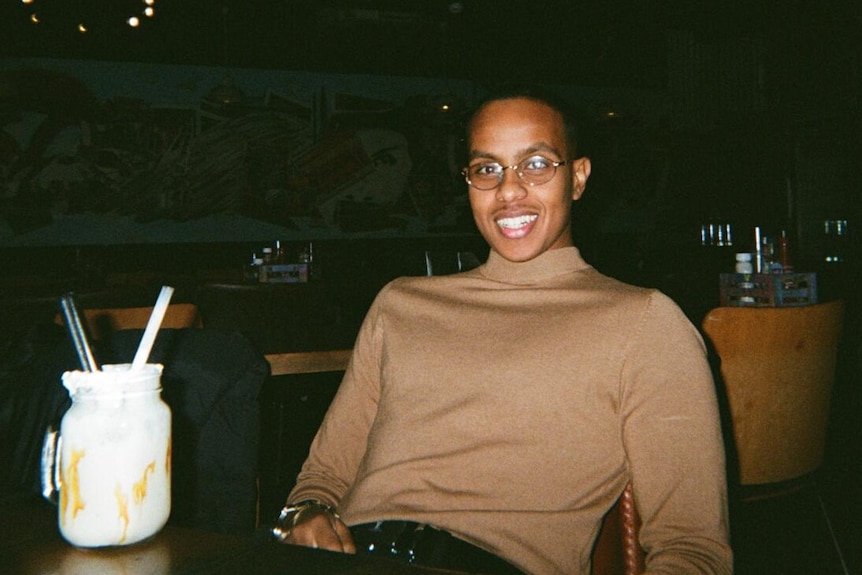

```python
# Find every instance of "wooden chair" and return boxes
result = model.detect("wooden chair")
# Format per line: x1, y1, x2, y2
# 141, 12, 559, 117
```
258, 349, 353, 523
263, 349, 644, 575
264, 349, 353, 377
702, 300, 848, 571
592, 483, 644, 575
54, 303, 202, 340
701, 300, 845, 489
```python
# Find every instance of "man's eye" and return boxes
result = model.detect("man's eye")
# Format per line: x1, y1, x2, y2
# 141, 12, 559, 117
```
473, 164, 501, 176
522, 157, 551, 171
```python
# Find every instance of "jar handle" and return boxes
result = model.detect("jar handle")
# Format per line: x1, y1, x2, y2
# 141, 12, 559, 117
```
40, 424, 61, 505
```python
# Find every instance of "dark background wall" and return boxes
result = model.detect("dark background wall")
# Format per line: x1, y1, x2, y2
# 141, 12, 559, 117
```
0, 0, 860, 284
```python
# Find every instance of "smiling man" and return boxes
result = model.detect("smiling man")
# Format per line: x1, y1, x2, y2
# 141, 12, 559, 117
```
464, 94, 590, 262
276, 86, 733, 575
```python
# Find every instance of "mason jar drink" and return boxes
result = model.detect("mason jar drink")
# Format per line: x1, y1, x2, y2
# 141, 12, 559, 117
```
48, 364, 171, 547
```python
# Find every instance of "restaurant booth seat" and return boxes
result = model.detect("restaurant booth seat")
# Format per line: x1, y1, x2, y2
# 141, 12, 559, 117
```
701, 300, 847, 566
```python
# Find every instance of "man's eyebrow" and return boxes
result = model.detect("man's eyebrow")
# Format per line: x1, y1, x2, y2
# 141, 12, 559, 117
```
468, 150, 498, 162
468, 142, 562, 162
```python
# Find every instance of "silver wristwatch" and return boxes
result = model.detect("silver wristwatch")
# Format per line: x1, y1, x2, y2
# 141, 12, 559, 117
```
271, 499, 338, 542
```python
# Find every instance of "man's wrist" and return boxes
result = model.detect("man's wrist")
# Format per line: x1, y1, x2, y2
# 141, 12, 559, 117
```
271, 499, 339, 542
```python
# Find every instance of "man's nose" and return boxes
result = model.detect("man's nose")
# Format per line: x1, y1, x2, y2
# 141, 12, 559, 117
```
495, 168, 527, 202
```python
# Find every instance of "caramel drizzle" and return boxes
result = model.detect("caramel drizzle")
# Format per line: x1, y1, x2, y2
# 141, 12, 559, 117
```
133, 461, 156, 504
165, 440, 172, 475
114, 485, 130, 543
60, 449, 86, 524
59, 444, 168, 543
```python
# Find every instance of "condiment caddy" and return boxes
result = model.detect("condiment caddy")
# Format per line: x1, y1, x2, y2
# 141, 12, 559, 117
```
721, 226, 816, 307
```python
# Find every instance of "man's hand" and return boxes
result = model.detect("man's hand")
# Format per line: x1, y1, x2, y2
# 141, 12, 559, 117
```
285, 508, 357, 554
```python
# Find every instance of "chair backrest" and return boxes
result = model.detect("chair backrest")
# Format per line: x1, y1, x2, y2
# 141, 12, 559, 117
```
264, 349, 353, 376
55, 303, 202, 340
258, 349, 353, 523
591, 483, 644, 575
701, 300, 845, 485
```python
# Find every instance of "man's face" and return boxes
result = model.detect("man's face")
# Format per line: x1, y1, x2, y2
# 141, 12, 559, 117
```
467, 97, 590, 263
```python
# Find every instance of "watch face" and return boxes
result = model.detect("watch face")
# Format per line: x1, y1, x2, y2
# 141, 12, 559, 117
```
271, 505, 299, 541
272, 501, 336, 542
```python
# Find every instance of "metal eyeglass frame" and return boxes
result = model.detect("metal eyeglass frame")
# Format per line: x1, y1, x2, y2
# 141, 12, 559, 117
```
461, 156, 571, 190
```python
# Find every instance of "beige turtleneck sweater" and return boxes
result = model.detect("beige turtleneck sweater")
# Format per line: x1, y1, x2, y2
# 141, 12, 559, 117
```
290, 246, 732, 575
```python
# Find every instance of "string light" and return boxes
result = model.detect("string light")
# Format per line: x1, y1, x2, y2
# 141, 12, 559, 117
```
20, 0, 158, 33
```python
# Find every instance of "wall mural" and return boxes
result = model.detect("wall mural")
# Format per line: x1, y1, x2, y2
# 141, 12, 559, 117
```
0, 61, 477, 246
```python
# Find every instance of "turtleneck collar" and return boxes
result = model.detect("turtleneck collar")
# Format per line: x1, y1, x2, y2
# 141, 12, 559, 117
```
478, 246, 592, 285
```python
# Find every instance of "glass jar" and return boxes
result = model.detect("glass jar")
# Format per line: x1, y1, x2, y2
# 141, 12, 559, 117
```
48, 364, 171, 547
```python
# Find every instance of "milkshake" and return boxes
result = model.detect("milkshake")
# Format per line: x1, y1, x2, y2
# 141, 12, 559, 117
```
53, 364, 171, 547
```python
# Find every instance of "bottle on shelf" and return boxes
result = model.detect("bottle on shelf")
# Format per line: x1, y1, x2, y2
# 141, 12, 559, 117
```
761, 234, 775, 273
261, 247, 274, 266
754, 226, 764, 273
735, 252, 754, 274
777, 230, 793, 272
299, 241, 319, 281
274, 240, 285, 265
257, 257, 268, 282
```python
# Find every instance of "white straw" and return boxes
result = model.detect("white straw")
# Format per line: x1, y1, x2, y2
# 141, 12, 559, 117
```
131, 286, 175, 370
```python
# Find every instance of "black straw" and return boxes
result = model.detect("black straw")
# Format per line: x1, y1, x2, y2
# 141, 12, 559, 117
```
60, 293, 99, 372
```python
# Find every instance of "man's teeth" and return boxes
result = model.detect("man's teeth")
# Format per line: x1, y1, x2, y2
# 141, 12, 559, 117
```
497, 214, 538, 229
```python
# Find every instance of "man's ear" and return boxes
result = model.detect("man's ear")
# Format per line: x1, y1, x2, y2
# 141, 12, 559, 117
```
571, 157, 591, 201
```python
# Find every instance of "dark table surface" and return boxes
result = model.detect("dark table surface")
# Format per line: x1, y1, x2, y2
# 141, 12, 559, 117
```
0, 496, 463, 574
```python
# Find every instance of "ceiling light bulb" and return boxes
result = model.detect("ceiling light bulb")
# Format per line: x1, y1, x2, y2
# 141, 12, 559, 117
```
144, 0, 155, 5
21, 0, 35, 5
29, 13, 39, 23
78, 23, 87, 33
127, 16, 140, 27
144, 7, 154, 17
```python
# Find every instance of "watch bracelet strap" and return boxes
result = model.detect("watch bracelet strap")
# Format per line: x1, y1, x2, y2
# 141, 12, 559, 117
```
271, 499, 339, 542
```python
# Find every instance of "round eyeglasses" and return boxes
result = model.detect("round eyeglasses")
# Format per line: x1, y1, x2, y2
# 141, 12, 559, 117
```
461, 155, 570, 191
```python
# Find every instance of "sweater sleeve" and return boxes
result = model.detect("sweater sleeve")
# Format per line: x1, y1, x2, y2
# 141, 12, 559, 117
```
286, 286, 388, 509
620, 292, 733, 575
